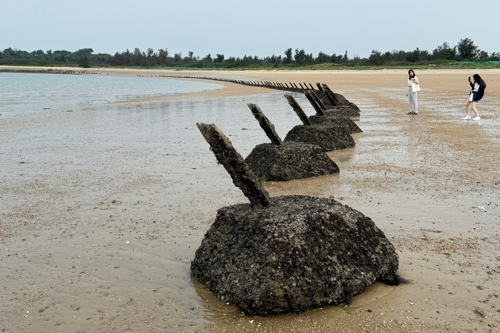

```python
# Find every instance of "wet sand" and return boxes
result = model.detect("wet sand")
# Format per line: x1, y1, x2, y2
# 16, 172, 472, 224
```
1, 68, 500, 332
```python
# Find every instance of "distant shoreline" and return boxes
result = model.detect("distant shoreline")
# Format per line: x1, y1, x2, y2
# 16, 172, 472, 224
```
0, 67, 102, 75
3, 65, 500, 77
2, 65, 498, 104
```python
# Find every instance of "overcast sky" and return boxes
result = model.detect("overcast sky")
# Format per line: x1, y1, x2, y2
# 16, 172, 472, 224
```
2, 0, 499, 59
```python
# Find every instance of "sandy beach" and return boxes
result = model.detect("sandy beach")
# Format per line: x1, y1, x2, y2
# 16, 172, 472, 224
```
1, 66, 500, 332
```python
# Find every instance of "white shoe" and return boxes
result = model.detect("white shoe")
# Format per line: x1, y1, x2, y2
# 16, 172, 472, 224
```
463, 115, 471, 120
473, 116, 480, 120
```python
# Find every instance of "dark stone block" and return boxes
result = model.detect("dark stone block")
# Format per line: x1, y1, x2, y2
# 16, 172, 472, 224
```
309, 115, 362, 134
323, 107, 360, 118
191, 195, 399, 316
245, 142, 339, 181
284, 125, 355, 152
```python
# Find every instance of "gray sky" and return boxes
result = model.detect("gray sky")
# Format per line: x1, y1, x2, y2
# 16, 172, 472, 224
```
2, 0, 499, 59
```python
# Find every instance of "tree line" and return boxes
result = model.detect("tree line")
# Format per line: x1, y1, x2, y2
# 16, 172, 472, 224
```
0, 48, 110, 68
1, 38, 499, 69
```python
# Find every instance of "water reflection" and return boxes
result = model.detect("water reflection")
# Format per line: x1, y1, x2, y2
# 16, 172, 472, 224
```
193, 272, 397, 333
0, 73, 224, 117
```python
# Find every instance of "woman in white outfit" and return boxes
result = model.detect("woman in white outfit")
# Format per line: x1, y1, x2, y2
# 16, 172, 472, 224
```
406, 69, 419, 115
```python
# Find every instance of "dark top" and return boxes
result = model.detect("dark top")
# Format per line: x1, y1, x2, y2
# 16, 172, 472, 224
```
470, 82, 485, 98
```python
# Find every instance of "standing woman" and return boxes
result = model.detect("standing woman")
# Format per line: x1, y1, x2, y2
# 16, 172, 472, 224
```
463, 74, 486, 120
407, 69, 420, 115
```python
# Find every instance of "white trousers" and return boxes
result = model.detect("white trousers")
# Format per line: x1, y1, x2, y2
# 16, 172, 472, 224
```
408, 86, 418, 113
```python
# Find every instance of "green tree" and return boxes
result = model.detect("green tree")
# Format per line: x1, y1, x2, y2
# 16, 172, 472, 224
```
79, 55, 89, 68
294, 49, 305, 65
284, 48, 292, 63
476, 50, 489, 61
146, 48, 154, 65
294, 49, 313, 66
490, 52, 500, 61
203, 54, 212, 64
215, 54, 224, 62
132, 48, 143, 65
406, 48, 421, 63
74, 48, 93, 58
368, 50, 388, 65
3, 47, 16, 56
157, 48, 168, 65
432, 42, 456, 60
457, 38, 477, 60
315, 51, 330, 64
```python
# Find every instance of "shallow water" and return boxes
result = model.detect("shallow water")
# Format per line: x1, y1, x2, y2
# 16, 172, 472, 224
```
0, 87, 316, 332
0, 72, 224, 117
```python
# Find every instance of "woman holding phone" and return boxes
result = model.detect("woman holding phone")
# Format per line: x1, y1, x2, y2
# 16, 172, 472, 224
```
463, 74, 486, 120
406, 69, 419, 115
